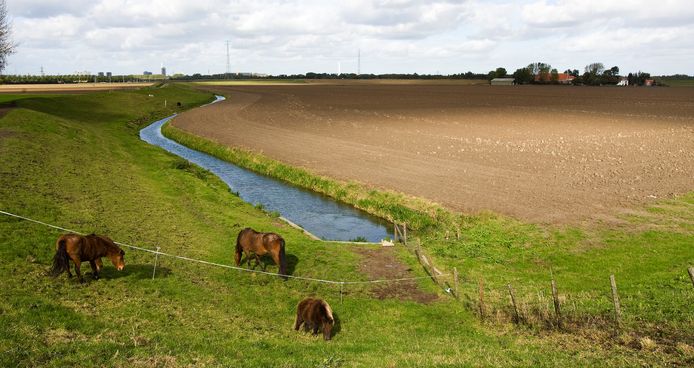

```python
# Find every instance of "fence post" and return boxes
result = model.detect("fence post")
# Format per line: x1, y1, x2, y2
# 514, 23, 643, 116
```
393, 220, 399, 243
508, 284, 520, 324
610, 274, 621, 326
453, 267, 459, 298
478, 278, 485, 320
551, 279, 562, 328
688, 267, 694, 288
340, 282, 344, 304
152, 246, 161, 280
403, 223, 407, 245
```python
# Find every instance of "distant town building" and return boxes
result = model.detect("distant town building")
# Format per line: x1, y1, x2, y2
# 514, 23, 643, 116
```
98, 72, 104, 77
644, 79, 655, 86
106, 72, 112, 77
143, 71, 153, 75
161, 67, 166, 76
490, 78, 515, 86
617, 77, 628, 86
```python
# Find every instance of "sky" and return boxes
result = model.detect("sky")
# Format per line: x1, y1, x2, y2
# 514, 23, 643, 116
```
6, 0, 694, 76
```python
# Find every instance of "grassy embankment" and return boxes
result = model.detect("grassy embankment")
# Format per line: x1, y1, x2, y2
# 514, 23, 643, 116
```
163, 88, 693, 352
3, 84, 684, 366
655, 78, 694, 87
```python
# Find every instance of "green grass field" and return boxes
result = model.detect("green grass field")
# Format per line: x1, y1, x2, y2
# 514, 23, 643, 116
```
1, 84, 692, 367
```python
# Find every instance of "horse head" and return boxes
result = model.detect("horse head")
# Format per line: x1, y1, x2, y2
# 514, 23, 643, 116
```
101, 236, 125, 271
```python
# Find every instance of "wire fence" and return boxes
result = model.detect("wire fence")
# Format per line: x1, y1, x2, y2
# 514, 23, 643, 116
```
4, 209, 691, 332
390, 220, 694, 334
0, 210, 450, 288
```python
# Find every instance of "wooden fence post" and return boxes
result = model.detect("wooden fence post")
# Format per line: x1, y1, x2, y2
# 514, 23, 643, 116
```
393, 220, 399, 243
453, 267, 459, 298
403, 223, 407, 245
688, 267, 694, 288
610, 274, 621, 326
551, 279, 562, 328
508, 284, 520, 324
478, 278, 486, 320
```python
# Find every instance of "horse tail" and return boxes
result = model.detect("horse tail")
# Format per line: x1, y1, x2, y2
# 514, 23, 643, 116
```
278, 238, 287, 279
234, 230, 244, 266
50, 237, 70, 277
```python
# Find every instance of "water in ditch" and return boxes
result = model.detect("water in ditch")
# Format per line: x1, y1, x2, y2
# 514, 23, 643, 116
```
140, 97, 391, 242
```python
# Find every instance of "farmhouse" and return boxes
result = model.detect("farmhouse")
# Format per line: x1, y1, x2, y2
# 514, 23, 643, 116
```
490, 78, 515, 86
556, 73, 575, 84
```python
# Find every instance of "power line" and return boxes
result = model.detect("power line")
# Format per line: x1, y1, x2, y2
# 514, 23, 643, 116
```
225, 40, 231, 77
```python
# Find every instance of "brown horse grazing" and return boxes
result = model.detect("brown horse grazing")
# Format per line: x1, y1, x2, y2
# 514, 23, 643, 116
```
50, 233, 125, 282
294, 298, 334, 340
235, 228, 287, 278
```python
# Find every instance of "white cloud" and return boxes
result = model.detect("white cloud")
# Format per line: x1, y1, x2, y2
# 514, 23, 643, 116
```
5, 0, 694, 75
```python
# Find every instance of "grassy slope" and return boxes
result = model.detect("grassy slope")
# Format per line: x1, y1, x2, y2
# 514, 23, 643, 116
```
0, 84, 690, 367
163, 88, 693, 352
164, 105, 693, 330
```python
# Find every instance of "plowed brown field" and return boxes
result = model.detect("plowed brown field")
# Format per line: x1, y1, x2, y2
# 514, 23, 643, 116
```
173, 84, 694, 223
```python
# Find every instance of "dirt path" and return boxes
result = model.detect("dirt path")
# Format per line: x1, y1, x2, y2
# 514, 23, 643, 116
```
173, 84, 694, 223
352, 247, 437, 303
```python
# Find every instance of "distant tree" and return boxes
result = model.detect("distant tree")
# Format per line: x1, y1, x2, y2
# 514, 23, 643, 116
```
584, 62, 605, 76
0, 0, 15, 73
550, 68, 559, 83
634, 71, 651, 86
527, 62, 551, 82
512, 67, 533, 84
600, 65, 620, 85
488, 67, 508, 80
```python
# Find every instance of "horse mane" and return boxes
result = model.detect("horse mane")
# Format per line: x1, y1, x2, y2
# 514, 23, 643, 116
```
87, 234, 122, 254
320, 300, 334, 321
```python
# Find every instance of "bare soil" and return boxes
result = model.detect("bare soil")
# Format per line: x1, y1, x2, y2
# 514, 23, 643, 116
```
173, 84, 694, 223
352, 246, 438, 303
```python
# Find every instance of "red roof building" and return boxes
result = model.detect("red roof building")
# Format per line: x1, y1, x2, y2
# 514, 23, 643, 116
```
533, 72, 575, 83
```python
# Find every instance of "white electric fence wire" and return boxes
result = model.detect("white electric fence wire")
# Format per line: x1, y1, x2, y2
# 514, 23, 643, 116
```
1, 210, 448, 285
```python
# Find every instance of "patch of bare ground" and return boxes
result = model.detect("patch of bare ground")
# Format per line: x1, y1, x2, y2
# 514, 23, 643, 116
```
352, 246, 438, 303
0, 101, 16, 119
173, 84, 694, 224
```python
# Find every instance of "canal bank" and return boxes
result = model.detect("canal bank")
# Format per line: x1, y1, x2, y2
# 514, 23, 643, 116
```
140, 97, 392, 242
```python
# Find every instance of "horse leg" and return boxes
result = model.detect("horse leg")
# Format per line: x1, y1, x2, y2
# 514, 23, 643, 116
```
312, 323, 320, 336
253, 254, 261, 270
89, 260, 99, 280
294, 313, 304, 331
73, 259, 84, 283
271, 252, 282, 274
96, 258, 103, 274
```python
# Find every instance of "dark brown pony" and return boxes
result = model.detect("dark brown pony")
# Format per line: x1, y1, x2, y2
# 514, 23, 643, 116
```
294, 298, 334, 340
50, 233, 125, 282
235, 227, 287, 278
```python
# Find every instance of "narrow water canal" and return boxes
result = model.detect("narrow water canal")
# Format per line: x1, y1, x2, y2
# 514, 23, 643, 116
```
140, 97, 391, 242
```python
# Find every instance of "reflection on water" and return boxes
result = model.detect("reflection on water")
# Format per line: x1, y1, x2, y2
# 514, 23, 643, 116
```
140, 100, 391, 242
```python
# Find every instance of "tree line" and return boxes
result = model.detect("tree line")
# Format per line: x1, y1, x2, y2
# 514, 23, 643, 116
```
489, 62, 657, 86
